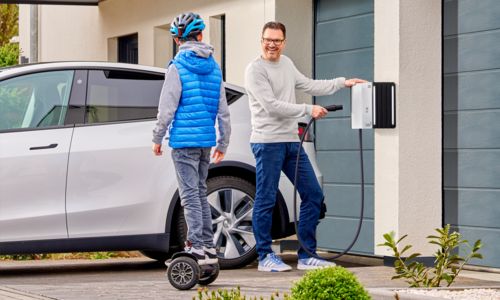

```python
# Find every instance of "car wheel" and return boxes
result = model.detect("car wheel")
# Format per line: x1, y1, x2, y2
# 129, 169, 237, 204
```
207, 176, 257, 269
147, 176, 258, 269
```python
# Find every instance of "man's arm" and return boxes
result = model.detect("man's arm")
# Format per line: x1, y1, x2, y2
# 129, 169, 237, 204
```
214, 82, 231, 157
152, 65, 181, 154
245, 64, 313, 118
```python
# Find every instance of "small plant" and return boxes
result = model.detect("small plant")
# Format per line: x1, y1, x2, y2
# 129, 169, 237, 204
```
193, 286, 289, 300
290, 266, 371, 300
378, 224, 483, 287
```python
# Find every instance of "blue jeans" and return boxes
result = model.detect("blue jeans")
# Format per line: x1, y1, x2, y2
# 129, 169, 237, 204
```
171, 147, 214, 249
251, 142, 324, 260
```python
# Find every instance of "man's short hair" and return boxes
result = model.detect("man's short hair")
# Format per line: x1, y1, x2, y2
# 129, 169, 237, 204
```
261, 21, 286, 39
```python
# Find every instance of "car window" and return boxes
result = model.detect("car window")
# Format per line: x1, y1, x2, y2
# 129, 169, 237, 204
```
0, 70, 74, 131
86, 70, 164, 124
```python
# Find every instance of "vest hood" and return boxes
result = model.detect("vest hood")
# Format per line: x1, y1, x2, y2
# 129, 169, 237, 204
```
175, 41, 215, 75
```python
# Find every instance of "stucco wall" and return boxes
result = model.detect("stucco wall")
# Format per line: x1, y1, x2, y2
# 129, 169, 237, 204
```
19, 4, 105, 63
374, 0, 442, 256
18, 5, 30, 60
18, 0, 314, 89
98, 0, 277, 86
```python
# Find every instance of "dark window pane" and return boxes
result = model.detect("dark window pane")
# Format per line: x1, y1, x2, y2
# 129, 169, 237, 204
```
118, 33, 138, 64
86, 69, 164, 124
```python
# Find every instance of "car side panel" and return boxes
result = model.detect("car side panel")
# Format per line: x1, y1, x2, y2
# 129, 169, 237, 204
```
66, 121, 176, 237
0, 128, 72, 241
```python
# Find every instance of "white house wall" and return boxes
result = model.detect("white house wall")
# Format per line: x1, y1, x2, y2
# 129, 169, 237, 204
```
374, 0, 442, 256
19, 4, 105, 62
19, 0, 313, 93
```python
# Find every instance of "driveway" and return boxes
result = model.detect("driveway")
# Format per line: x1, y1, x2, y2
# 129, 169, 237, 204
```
1, 254, 499, 299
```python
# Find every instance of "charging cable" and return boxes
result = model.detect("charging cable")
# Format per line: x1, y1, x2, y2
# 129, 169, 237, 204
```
292, 104, 365, 261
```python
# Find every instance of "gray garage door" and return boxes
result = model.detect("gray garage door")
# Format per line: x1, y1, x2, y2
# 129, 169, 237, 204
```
444, 0, 500, 268
314, 0, 374, 255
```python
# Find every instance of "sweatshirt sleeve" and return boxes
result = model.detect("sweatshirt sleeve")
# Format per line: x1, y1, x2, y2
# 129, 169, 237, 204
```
245, 63, 312, 119
292, 59, 346, 96
152, 64, 181, 144
215, 82, 231, 153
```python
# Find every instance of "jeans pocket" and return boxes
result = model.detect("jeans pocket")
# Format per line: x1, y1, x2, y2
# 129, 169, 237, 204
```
250, 143, 261, 156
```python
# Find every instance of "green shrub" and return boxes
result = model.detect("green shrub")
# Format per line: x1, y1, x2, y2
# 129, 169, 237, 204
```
290, 266, 371, 300
378, 224, 483, 287
0, 43, 19, 67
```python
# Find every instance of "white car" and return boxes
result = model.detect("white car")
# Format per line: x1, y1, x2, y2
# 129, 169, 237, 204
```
0, 62, 322, 269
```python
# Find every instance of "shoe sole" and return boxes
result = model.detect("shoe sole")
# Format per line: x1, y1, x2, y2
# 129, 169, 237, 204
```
204, 257, 219, 265
297, 264, 336, 270
258, 265, 292, 272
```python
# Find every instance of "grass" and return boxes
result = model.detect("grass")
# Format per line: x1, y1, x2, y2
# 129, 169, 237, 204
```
0, 251, 143, 261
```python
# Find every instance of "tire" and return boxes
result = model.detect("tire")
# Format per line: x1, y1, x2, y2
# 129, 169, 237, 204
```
175, 176, 258, 270
208, 176, 257, 269
166, 256, 200, 290
198, 263, 219, 286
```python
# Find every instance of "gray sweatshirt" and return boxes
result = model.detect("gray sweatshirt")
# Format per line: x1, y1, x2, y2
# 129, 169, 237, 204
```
244, 55, 345, 143
152, 41, 231, 153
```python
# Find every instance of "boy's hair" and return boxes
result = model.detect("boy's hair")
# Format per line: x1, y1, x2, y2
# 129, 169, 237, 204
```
261, 21, 286, 38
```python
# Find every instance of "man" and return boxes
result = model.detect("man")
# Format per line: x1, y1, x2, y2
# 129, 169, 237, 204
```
152, 12, 231, 265
245, 21, 365, 272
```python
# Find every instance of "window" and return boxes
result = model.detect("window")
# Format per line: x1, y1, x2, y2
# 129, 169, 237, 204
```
0, 71, 74, 131
210, 14, 226, 80
86, 69, 164, 124
118, 34, 139, 64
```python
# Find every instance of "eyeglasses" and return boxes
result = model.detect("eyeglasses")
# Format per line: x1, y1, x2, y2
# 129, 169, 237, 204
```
261, 38, 285, 46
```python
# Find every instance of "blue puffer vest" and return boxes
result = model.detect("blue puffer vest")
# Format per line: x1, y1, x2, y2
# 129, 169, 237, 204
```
169, 50, 222, 149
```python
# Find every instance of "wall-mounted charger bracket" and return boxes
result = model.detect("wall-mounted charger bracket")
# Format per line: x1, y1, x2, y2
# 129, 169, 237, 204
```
351, 82, 396, 129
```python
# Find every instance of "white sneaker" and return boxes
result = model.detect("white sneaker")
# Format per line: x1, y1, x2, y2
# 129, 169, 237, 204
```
184, 241, 209, 265
258, 253, 292, 272
203, 246, 219, 264
297, 257, 336, 270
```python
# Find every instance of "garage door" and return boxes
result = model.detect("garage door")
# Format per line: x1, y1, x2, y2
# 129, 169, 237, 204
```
444, 0, 500, 268
314, 0, 374, 255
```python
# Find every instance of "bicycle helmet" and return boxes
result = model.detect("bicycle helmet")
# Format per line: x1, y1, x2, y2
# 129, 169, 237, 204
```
170, 12, 205, 40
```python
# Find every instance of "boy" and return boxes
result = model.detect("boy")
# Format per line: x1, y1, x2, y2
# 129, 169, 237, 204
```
152, 12, 231, 265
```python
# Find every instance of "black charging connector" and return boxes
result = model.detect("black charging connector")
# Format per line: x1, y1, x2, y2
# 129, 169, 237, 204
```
324, 104, 343, 112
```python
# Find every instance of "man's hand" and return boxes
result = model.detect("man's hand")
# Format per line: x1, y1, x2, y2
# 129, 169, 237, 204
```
152, 143, 163, 156
212, 150, 225, 164
311, 105, 328, 119
345, 78, 368, 87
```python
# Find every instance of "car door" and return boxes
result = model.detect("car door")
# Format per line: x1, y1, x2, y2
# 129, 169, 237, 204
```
0, 70, 75, 242
66, 68, 174, 238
